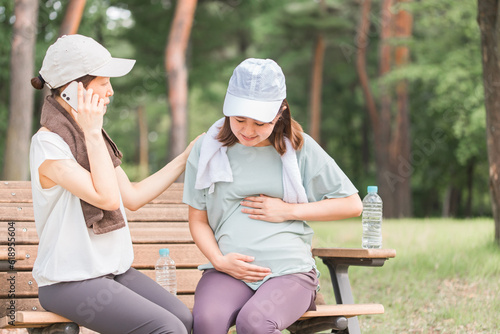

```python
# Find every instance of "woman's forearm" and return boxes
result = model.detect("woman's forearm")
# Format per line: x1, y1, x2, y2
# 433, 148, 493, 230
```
289, 194, 363, 221
122, 151, 188, 210
119, 134, 202, 211
188, 209, 224, 267
85, 131, 121, 209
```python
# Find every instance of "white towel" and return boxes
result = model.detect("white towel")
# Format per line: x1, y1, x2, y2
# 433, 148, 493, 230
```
195, 118, 308, 204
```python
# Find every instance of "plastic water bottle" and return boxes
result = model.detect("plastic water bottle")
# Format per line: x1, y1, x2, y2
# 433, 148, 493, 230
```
362, 186, 383, 249
155, 248, 177, 295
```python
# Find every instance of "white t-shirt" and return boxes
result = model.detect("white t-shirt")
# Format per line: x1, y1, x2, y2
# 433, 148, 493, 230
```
29, 131, 134, 287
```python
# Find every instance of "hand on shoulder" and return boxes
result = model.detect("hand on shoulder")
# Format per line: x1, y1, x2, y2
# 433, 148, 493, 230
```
181, 132, 205, 159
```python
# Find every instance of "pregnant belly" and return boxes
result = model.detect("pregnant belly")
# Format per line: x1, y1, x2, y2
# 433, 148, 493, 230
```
217, 219, 310, 272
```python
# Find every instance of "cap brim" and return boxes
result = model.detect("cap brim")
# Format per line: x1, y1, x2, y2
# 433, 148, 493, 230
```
89, 57, 136, 78
223, 92, 282, 123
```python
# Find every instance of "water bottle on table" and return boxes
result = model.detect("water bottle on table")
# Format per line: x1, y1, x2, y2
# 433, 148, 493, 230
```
362, 186, 383, 249
155, 248, 177, 295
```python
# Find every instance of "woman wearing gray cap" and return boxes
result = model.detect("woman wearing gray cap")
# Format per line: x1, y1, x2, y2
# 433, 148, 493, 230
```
183, 58, 363, 333
30, 34, 195, 334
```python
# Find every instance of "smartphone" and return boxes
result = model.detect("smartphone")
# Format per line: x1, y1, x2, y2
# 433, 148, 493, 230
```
61, 81, 86, 111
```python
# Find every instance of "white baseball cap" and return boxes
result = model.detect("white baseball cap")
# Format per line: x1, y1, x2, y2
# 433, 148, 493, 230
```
223, 58, 286, 123
39, 34, 136, 89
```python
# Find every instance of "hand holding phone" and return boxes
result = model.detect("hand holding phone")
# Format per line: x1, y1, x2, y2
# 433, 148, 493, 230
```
60, 81, 106, 134
61, 81, 86, 111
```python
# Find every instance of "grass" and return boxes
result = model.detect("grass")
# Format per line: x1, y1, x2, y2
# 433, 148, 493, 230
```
310, 218, 500, 334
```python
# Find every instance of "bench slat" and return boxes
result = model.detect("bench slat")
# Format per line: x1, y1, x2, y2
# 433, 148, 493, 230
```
0, 181, 32, 189
132, 244, 207, 268
16, 312, 71, 324
0, 302, 383, 329
0, 222, 196, 245
125, 206, 188, 222
149, 184, 184, 204
0, 246, 32, 268
298, 304, 384, 320
0, 222, 195, 245
0, 181, 185, 201
0, 204, 188, 222
0, 244, 206, 271
0, 189, 32, 204
129, 223, 193, 244
0, 294, 195, 328
0, 222, 39, 245
0, 249, 26, 261
0, 269, 202, 299
0, 311, 71, 328
0, 205, 33, 222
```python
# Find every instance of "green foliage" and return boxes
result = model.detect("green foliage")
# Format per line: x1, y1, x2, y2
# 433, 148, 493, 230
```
0, 0, 492, 217
404, 0, 488, 216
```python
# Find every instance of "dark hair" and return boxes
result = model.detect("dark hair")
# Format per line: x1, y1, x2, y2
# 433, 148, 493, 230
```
31, 74, 97, 97
30, 75, 46, 90
216, 99, 304, 155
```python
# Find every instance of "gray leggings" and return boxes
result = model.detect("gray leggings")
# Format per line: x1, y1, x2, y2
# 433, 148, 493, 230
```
38, 268, 192, 334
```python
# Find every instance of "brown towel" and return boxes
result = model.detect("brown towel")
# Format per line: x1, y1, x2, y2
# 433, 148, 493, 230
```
40, 95, 126, 234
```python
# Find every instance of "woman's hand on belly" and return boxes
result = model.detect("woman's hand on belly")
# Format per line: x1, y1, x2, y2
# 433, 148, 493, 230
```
213, 252, 272, 283
240, 194, 292, 222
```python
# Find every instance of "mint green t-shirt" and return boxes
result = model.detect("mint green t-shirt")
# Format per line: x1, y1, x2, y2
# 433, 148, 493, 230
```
183, 133, 358, 290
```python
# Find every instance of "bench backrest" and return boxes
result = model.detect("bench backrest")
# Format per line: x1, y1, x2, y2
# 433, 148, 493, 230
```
0, 181, 206, 317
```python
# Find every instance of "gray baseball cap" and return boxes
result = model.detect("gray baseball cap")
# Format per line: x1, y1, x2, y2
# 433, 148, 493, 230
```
223, 58, 286, 123
39, 34, 136, 89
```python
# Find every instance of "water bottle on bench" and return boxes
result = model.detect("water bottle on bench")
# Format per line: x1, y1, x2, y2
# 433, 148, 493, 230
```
155, 248, 177, 295
362, 186, 383, 249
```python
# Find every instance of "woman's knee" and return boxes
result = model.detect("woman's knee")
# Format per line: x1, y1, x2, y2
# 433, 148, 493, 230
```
235, 309, 279, 334
134, 316, 188, 334
193, 309, 231, 333
177, 308, 193, 333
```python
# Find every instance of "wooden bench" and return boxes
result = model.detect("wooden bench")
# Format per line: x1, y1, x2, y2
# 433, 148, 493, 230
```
0, 180, 396, 334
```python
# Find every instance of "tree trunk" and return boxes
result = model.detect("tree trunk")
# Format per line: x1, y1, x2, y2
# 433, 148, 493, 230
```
137, 105, 149, 180
309, 33, 325, 143
377, 0, 395, 217
308, 0, 326, 143
357, 0, 389, 209
442, 185, 460, 218
59, 0, 86, 35
3, 0, 38, 180
40, 0, 86, 116
356, 0, 379, 134
356, 0, 386, 192
356, 0, 413, 217
391, 0, 413, 216
165, 0, 197, 164
465, 159, 475, 217
478, 0, 500, 245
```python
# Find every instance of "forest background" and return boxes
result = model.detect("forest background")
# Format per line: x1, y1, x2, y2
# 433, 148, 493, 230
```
0, 0, 490, 220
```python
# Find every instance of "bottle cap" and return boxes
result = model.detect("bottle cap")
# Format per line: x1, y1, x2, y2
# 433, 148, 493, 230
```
367, 186, 378, 193
159, 248, 170, 256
